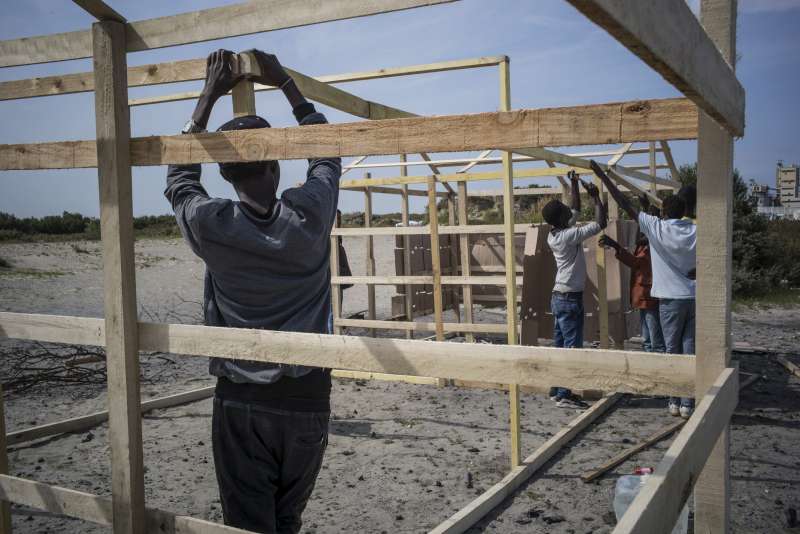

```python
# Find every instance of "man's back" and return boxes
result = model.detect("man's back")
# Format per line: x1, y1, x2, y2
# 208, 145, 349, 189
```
637, 212, 696, 299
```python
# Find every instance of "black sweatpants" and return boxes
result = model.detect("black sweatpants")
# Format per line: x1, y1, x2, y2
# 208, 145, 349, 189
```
212, 397, 329, 534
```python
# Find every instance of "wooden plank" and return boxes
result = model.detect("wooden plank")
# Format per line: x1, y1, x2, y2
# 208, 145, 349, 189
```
0, 312, 698, 396
329, 234, 343, 335
92, 21, 144, 534
694, 2, 737, 531
342, 166, 592, 189
332, 224, 530, 237
0, 99, 700, 170
73, 0, 126, 22
500, 58, 521, 467
648, 142, 657, 195
581, 419, 686, 483
0, 55, 502, 103
428, 177, 445, 342
565, 0, 744, 136
0, 474, 251, 533
6, 386, 215, 447
331, 275, 521, 286
776, 355, 800, 380
400, 156, 415, 338
431, 393, 622, 534
595, 174, 610, 350
0, 385, 10, 533
364, 173, 377, 337
659, 141, 680, 182
457, 181, 475, 342
0, 0, 458, 67
606, 168, 663, 207
614, 368, 738, 534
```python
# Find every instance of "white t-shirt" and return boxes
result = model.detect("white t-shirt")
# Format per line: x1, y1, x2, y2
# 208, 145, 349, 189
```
637, 212, 696, 299
547, 211, 602, 293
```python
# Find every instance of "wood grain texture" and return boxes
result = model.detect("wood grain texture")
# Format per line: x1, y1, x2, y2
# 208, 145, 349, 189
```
565, 0, 744, 136
72, 0, 126, 22
0, 99, 699, 170
614, 368, 738, 534
0, 0, 458, 67
0, 312, 696, 396
92, 21, 145, 534
431, 394, 622, 533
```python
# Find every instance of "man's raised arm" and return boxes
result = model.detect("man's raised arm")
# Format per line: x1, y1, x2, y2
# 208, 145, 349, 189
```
590, 160, 639, 221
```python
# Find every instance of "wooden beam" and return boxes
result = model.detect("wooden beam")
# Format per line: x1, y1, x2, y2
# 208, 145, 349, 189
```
231, 53, 258, 118
660, 140, 681, 181
0, 312, 697, 396
0, 0, 458, 67
565, 0, 744, 136
364, 173, 377, 337
606, 168, 663, 207
73, 0, 126, 22
331, 224, 530, 237
457, 180, 475, 342
331, 369, 440, 385
6, 386, 215, 447
776, 355, 800, 380
0, 385, 10, 533
0, 98, 699, 170
428, 177, 445, 342
0, 474, 250, 533
331, 275, 522, 286
581, 419, 686, 483
694, 1, 737, 530
595, 174, 610, 350
400, 155, 414, 338
342, 166, 592, 189
431, 393, 622, 533
92, 20, 145, 534
329, 233, 343, 336
614, 368, 738, 534
334, 318, 507, 334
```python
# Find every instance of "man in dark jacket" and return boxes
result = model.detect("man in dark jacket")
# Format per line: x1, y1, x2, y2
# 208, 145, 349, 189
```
164, 49, 341, 534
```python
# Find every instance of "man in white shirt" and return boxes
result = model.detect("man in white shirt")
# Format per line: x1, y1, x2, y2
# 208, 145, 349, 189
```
591, 161, 696, 418
541, 171, 607, 407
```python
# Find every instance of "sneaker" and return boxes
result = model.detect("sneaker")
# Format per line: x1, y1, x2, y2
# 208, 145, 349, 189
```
556, 396, 588, 410
679, 405, 693, 419
668, 402, 680, 416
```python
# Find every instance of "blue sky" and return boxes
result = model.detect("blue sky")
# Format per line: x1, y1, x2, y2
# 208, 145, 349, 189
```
0, 0, 798, 217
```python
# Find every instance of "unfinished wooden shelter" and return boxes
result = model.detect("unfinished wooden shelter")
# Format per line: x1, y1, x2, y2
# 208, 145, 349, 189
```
0, 1, 743, 533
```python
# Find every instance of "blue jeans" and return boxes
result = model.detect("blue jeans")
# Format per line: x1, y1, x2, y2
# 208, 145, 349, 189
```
551, 292, 584, 399
660, 298, 695, 408
640, 308, 665, 353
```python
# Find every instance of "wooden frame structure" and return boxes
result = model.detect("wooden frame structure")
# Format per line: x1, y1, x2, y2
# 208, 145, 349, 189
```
0, 1, 742, 533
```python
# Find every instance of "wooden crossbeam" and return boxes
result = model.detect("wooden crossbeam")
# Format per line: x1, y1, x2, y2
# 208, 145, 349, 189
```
565, 0, 744, 136
0, 0, 458, 68
0, 99, 698, 171
341, 166, 592, 189
331, 224, 531, 237
614, 367, 738, 534
0, 312, 696, 396
431, 393, 622, 533
72, 0, 126, 23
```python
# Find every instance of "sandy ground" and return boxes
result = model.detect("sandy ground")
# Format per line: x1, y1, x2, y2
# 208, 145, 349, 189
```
0, 237, 798, 533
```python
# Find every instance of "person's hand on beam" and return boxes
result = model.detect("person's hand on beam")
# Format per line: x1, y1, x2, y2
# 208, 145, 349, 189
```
568, 169, 581, 212
590, 160, 638, 222
244, 49, 308, 110
579, 176, 608, 230
191, 49, 242, 130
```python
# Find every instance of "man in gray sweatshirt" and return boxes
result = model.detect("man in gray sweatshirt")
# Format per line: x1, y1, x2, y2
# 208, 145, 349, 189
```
164, 49, 340, 534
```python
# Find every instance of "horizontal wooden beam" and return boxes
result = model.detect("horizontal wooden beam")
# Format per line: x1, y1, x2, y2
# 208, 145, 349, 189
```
614, 367, 738, 534
341, 166, 591, 189
0, 98, 698, 170
0, 0, 458, 68
0, 55, 503, 103
0, 312, 695, 395
565, 0, 744, 136
331, 224, 530, 236
7, 386, 214, 446
331, 369, 441, 385
468, 184, 673, 197
0, 474, 249, 533
332, 275, 522, 286
431, 393, 622, 533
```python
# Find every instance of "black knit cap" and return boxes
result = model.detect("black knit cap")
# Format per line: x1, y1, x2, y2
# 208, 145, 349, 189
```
217, 115, 275, 184
542, 199, 568, 227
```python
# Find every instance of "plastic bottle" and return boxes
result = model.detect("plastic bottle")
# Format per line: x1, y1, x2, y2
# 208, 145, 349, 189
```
613, 468, 688, 534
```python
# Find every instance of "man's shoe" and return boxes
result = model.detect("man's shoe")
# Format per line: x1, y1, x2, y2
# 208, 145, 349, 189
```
679, 405, 693, 419
556, 396, 587, 410
668, 402, 680, 416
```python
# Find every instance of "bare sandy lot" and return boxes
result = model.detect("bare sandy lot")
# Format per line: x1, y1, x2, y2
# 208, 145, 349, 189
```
0, 238, 798, 533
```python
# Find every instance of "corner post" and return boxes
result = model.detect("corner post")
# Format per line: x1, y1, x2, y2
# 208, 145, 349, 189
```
695, 0, 738, 532
500, 57, 521, 468
92, 20, 145, 534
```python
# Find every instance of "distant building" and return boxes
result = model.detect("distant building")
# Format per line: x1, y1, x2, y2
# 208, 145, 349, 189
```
777, 162, 800, 208
751, 184, 773, 207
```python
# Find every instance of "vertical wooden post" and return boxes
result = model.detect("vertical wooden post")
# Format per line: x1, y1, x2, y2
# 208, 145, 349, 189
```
447, 195, 461, 322
594, 175, 610, 350
92, 21, 145, 534
427, 177, 445, 342
500, 57, 521, 468
0, 384, 11, 534
231, 52, 258, 117
649, 142, 658, 195
457, 181, 475, 343
330, 233, 343, 335
695, 1, 737, 532
364, 173, 376, 337
400, 155, 414, 339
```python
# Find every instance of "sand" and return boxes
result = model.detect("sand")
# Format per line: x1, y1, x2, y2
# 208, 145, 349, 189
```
0, 237, 798, 533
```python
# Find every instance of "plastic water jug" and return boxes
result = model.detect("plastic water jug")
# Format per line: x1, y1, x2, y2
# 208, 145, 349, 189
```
613, 472, 688, 534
